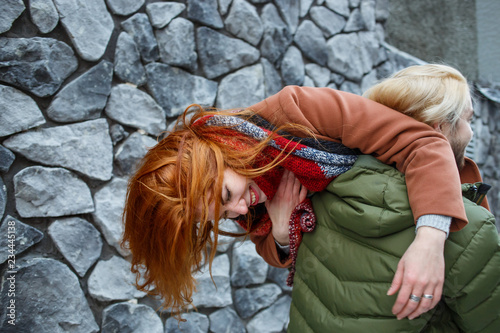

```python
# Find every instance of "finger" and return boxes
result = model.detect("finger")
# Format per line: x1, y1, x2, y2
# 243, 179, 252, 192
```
387, 262, 404, 296
292, 175, 302, 193
407, 290, 434, 320
395, 286, 424, 320
299, 184, 308, 201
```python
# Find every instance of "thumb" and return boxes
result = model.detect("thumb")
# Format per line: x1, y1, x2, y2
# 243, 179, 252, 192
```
387, 263, 404, 295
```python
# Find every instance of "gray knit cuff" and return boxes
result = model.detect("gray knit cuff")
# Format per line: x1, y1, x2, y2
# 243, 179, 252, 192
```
416, 214, 451, 238
275, 239, 290, 255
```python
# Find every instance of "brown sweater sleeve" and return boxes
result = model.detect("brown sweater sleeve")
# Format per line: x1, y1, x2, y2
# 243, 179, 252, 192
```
249, 86, 468, 231
250, 232, 292, 268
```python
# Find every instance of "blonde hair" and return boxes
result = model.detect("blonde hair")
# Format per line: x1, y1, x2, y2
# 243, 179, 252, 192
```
363, 64, 472, 130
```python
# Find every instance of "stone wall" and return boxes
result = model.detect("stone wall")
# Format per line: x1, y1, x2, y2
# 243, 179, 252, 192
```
0, 0, 498, 332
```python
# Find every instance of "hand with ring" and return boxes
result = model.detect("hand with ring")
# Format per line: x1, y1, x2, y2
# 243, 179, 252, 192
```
387, 227, 445, 320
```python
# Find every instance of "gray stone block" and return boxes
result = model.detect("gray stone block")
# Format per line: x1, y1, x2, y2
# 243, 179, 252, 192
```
187, 0, 223, 29
114, 32, 147, 86
53, 0, 114, 61
13, 166, 94, 218
260, 3, 292, 65
48, 217, 102, 277
146, 62, 217, 117
310, 6, 346, 37
231, 240, 268, 287
102, 302, 163, 333
0, 37, 78, 97
4, 119, 114, 181
165, 312, 209, 333
114, 131, 157, 176
91, 177, 129, 256
0, 85, 46, 137
106, 84, 166, 136
281, 46, 304, 86
197, 27, 260, 79
0, 215, 43, 264
234, 283, 282, 318
47, 60, 114, 123
216, 64, 265, 110
88, 256, 147, 301
106, 0, 144, 16
192, 254, 232, 308
156, 18, 197, 71
121, 13, 159, 63
246, 296, 292, 333
209, 307, 246, 333
0, 0, 25, 34
294, 20, 328, 66
225, 0, 263, 46
29, 0, 59, 34
0, 258, 99, 332
0, 146, 15, 173
146, 2, 185, 29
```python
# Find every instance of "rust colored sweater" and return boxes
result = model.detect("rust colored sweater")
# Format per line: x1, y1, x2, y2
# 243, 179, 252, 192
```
247, 86, 481, 268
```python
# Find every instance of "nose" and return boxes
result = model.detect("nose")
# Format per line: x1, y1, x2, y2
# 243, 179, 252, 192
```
227, 198, 248, 217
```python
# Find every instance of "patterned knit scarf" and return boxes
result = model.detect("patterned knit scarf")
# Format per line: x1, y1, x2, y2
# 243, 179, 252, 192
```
200, 114, 358, 285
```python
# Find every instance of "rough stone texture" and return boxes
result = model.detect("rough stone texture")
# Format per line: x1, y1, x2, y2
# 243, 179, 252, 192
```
275, 0, 299, 33
260, 3, 293, 65
187, 0, 223, 29
164, 312, 209, 333
146, 62, 217, 117
121, 13, 159, 63
88, 255, 147, 301
0, 37, 78, 97
209, 307, 246, 333
234, 283, 282, 318
310, 6, 346, 37
0, 215, 43, 264
0, 0, 25, 34
109, 124, 128, 145
4, 119, 114, 181
146, 2, 185, 28
217, 64, 265, 110
13, 166, 94, 218
53, 0, 114, 61
197, 27, 261, 79
325, 0, 350, 17
215, 219, 244, 253
48, 217, 102, 277
106, 84, 166, 136
91, 177, 129, 256
0, 146, 15, 173
281, 46, 305, 86
114, 32, 147, 86
0, 85, 46, 137
219, 0, 232, 15
246, 296, 292, 333
29, 0, 59, 34
267, 266, 293, 292
326, 32, 379, 81
114, 131, 157, 176
300, 0, 315, 17
156, 18, 197, 71
102, 302, 163, 333
261, 58, 283, 97
0, 178, 5, 220
192, 254, 232, 308
305, 63, 331, 87
225, 0, 263, 46
47, 61, 114, 123
0, 258, 99, 332
231, 240, 269, 287
294, 20, 328, 66
106, 0, 144, 16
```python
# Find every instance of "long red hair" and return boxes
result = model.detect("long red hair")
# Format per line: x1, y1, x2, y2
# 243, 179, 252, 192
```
121, 105, 309, 317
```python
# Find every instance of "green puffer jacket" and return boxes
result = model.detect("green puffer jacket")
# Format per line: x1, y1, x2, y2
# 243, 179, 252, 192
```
289, 155, 500, 333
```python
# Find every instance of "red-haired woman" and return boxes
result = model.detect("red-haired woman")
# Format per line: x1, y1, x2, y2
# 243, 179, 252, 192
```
122, 85, 467, 321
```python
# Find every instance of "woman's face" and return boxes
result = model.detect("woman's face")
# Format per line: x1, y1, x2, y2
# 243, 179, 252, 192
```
209, 168, 267, 220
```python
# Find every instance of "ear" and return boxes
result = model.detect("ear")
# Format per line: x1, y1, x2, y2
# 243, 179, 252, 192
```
432, 122, 442, 133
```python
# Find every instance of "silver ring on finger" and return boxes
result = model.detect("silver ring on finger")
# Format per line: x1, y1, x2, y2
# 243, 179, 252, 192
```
422, 294, 433, 299
409, 294, 421, 302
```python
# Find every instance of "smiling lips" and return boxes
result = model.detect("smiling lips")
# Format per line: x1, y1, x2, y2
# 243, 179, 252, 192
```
249, 186, 259, 206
